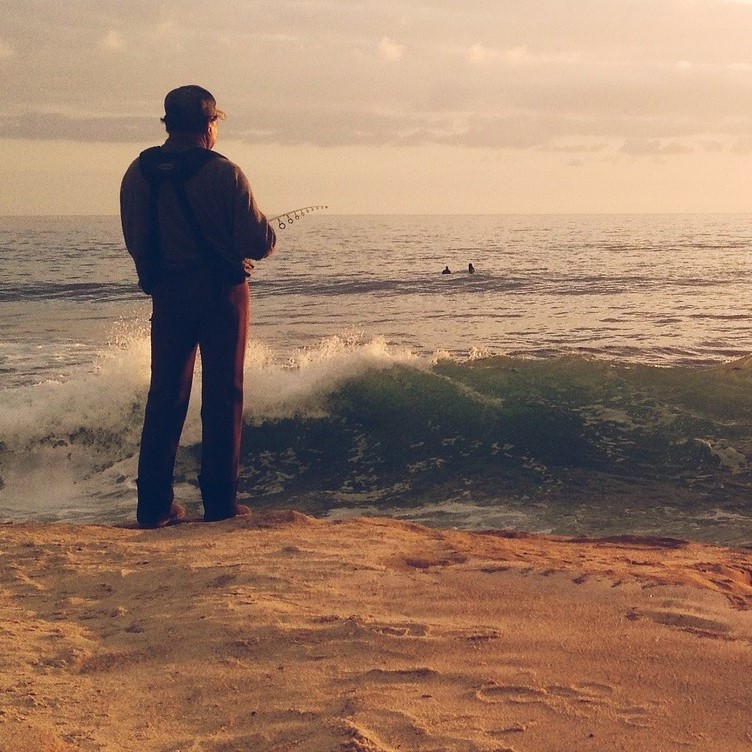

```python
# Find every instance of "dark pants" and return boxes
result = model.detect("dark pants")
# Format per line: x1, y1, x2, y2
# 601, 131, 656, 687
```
136, 267, 249, 525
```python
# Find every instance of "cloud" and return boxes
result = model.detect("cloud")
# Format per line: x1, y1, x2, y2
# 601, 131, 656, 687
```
731, 136, 752, 153
0, 37, 14, 59
2, 0, 752, 159
726, 61, 752, 72
264, 33, 298, 43
465, 42, 501, 65
464, 42, 577, 66
0, 111, 155, 142
539, 141, 609, 153
620, 138, 694, 156
378, 36, 404, 61
98, 30, 125, 52
152, 19, 183, 43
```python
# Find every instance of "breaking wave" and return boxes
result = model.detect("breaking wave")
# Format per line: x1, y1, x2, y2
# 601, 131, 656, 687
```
3, 332, 752, 544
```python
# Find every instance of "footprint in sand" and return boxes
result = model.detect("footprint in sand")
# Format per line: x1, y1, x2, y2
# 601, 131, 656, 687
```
546, 683, 613, 706
476, 684, 550, 705
444, 626, 503, 643
368, 621, 430, 638
476, 681, 618, 718
206, 573, 237, 588
616, 702, 664, 729
308, 616, 431, 639
78, 650, 144, 674
403, 550, 468, 569
364, 667, 439, 683
626, 607, 734, 639
478, 680, 665, 733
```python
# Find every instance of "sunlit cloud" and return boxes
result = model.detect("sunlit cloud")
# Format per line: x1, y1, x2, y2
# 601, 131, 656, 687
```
620, 138, 694, 156
98, 30, 125, 52
503, 45, 537, 65
726, 61, 752, 72
730, 136, 752, 152
465, 43, 501, 65
265, 33, 298, 43
149, 19, 189, 49
465, 42, 581, 67
0, 37, 14, 59
378, 36, 404, 62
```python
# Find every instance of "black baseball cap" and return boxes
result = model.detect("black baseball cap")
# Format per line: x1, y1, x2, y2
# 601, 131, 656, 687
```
161, 85, 226, 133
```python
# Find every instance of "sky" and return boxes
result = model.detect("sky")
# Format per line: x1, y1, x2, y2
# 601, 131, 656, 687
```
4, 0, 752, 214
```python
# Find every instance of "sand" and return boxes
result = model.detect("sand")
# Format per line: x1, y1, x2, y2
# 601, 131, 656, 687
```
1, 511, 751, 752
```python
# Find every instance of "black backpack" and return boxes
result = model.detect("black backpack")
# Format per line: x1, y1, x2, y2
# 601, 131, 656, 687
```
137, 146, 246, 294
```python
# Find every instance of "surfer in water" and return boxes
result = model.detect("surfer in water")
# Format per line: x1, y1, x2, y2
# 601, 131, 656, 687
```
442, 265, 452, 274
468, 263, 475, 274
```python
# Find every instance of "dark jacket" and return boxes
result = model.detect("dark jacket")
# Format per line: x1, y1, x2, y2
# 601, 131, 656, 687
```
120, 139, 275, 288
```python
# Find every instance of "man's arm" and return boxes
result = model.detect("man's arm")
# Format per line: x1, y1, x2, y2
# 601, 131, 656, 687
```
232, 168, 276, 261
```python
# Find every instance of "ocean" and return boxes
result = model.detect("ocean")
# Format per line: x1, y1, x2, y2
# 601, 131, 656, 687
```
2, 213, 752, 546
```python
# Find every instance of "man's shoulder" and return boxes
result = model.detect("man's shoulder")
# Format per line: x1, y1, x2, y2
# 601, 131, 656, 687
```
210, 150, 243, 173
205, 151, 250, 186
121, 154, 147, 187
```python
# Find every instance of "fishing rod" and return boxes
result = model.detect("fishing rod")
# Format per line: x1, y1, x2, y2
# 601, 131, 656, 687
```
270, 205, 328, 230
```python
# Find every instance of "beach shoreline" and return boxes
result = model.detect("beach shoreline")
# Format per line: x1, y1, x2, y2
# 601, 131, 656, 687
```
1, 511, 751, 751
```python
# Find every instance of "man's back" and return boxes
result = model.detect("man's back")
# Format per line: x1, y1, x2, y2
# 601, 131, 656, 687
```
120, 141, 274, 283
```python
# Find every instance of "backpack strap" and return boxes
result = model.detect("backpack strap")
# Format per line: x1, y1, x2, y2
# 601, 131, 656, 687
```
137, 147, 245, 292
139, 146, 220, 183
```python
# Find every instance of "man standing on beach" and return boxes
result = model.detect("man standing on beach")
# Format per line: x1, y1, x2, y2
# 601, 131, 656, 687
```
120, 85, 275, 528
